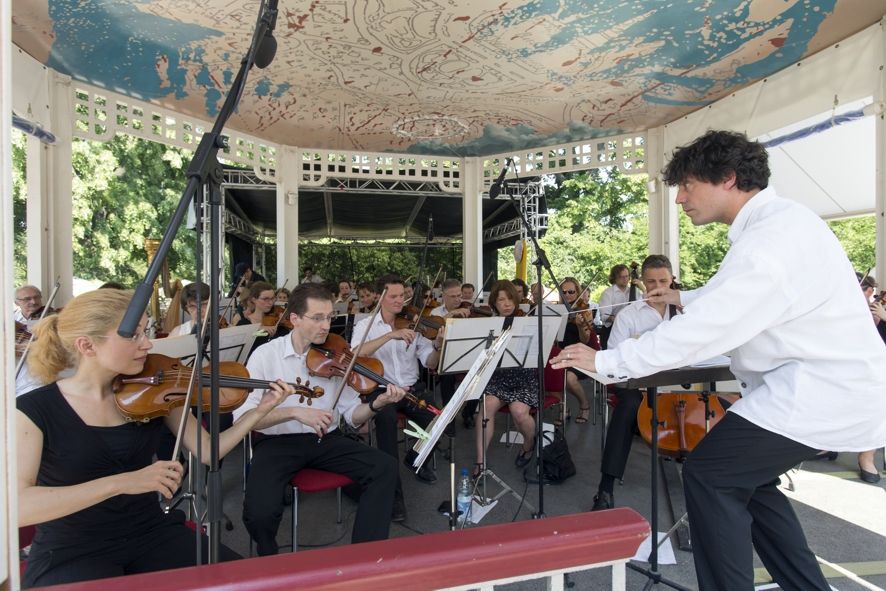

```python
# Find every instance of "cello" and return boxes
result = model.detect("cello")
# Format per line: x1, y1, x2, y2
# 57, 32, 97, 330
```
636, 389, 727, 459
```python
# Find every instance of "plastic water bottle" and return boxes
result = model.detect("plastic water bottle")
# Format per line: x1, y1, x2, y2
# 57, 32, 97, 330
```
456, 468, 472, 521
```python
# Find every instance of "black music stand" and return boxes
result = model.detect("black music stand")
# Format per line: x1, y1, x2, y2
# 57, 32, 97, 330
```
617, 365, 734, 591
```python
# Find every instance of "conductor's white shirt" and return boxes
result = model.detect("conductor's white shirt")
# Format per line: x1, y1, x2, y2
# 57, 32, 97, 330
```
595, 187, 886, 451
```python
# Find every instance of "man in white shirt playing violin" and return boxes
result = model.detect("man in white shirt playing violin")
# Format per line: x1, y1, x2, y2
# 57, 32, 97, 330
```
552, 130, 886, 591
235, 283, 407, 556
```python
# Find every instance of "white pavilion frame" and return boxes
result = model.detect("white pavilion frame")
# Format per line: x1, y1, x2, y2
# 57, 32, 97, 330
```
2, 16, 885, 588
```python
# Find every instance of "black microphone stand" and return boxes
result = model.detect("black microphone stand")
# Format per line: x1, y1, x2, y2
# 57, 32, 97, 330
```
492, 159, 573, 518
116, 0, 279, 564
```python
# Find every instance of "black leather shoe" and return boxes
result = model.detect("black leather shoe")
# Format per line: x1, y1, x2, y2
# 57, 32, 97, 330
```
415, 462, 437, 484
591, 491, 614, 511
859, 466, 881, 484
392, 495, 407, 522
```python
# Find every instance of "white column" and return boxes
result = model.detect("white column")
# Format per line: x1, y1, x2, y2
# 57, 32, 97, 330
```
1, 0, 16, 583
46, 72, 74, 303
276, 147, 300, 285
876, 18, 886, 286
646, 127, 680, 276
26, 136, 48, 289
462, 157, 483, 286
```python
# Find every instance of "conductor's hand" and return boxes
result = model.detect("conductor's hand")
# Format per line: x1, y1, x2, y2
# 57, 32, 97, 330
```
295, 408, 334, 437
389, 328, 417, 346
645, 287, 682, 308
375, 384, 408, 408
120, 460, 183, 500
871, 301, 886, 322
550, 343, 597, 373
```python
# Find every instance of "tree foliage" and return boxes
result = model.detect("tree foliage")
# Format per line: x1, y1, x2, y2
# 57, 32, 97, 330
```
500, 169, 650, 299
12, 131, 27, 285
68, 135, 196, 286
827, 216, 876, 274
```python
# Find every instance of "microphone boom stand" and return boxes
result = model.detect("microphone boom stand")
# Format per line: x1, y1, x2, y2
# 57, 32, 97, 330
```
116, 0, 279, 564
493, 159, 573, 519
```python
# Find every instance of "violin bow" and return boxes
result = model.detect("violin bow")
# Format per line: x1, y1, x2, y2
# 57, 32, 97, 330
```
15, 276, 60, 379
324, 287, 389, 435
414, 266, 443, 319
170, 291, 218, 461
470, 271, 495, 306
272, 277, 291, 330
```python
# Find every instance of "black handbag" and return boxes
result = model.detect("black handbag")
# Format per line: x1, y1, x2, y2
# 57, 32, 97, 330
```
537, 428, 576, 483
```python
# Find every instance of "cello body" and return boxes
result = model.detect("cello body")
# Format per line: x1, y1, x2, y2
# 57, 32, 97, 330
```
636, 391, 726, 459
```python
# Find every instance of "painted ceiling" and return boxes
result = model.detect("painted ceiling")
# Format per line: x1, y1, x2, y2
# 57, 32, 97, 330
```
11, 0, 886, 157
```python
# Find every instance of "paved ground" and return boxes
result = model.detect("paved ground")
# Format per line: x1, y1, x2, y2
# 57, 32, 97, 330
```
193, 386, 886, 590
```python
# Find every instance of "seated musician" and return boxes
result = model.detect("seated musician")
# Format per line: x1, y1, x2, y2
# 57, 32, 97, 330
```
14, 284, 44, 328
232, 281, 278, 335
461, 282, 475, 302
858, 275, 883, 483
275, 286, 290, 304
335, 279, 356, 313
598, 264, 644, 348
17, 288, 292, 587
351, 274, 442, 522
356, 282, 376, 313
473, 280, 539, 476
559, 277, 599, 425
168, 281, 210, 337
430, 278, 466, 317
228, 262, 264, 299
591, 255, 678, 510
512, 278, 531, 304
236, 283, 404, 556
15, 285, 48, 396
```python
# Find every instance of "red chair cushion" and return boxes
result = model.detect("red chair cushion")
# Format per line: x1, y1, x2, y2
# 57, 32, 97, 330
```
290, 468, 354, 493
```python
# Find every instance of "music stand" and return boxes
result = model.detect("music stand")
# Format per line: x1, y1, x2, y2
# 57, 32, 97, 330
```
435, 317, 560, 514
411, 330, 513, 528
585, 364, 734, 590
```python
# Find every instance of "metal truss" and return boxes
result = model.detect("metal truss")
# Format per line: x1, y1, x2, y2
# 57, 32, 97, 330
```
483, 181, 548, 244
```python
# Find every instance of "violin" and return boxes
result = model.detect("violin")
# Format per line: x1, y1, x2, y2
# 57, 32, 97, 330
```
113, 354, 324, 422
26, 304, 60, 321
395, 305, 445, 340
636, 390, 726, 458
457, 301, 494, 318
15, 321, 31, 356
306, 333, 440, 415
263, 305, 293, 330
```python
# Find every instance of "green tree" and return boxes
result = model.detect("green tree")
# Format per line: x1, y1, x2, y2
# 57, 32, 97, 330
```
70, 135, 195, 285
501, 169, 650, 299
677, 215, 729, 288
11, 130, 27, 285
827, 216, 876, 274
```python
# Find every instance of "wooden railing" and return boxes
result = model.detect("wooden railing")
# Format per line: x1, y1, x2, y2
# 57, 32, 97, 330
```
32, 508, 649, 591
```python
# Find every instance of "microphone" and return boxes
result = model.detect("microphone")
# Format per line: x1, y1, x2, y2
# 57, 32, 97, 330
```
488, 158, 512, 199
254, 0, 279, 69
427, 214, 435, 242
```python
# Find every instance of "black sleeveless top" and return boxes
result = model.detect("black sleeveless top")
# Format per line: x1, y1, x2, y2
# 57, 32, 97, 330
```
17, 384, 167, 549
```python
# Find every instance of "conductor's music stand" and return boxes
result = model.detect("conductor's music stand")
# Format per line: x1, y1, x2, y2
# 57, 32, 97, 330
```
584, 364, 734, 590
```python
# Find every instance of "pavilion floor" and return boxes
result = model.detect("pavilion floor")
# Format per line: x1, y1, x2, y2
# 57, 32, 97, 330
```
198, 383, 886, 591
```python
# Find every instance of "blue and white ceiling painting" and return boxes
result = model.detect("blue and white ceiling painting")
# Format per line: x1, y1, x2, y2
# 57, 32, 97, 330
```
12, 0, 886, 156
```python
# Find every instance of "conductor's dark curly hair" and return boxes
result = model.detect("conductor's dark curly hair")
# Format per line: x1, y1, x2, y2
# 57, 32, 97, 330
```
663, 130, 769, 192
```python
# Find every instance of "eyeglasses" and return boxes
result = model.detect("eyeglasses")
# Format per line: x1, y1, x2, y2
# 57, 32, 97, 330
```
562, 289, 577, 295
95, 330, 151, 344
302, 314, 335, 323
16, 295, 41, 302
257, 296, 276, 302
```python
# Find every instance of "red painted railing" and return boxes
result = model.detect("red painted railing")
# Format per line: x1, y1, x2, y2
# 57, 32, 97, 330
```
33, 508, 649, 591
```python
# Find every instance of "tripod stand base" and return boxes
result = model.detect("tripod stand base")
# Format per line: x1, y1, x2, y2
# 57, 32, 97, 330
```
627, 562, 693, 591
477, 469, 536, 513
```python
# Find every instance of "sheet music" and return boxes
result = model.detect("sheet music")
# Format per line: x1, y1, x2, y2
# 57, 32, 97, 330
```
411, 330, 513, 470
